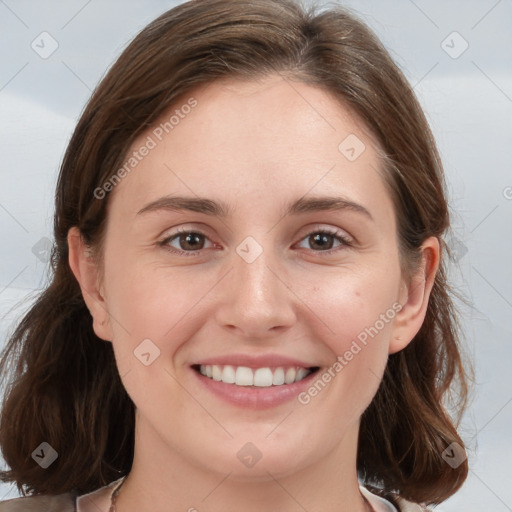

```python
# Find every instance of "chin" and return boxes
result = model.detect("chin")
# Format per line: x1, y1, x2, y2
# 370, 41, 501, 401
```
188, 433, 322, 482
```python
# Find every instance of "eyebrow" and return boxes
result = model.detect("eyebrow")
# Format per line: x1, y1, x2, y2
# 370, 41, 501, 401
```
136, 195, 373, 221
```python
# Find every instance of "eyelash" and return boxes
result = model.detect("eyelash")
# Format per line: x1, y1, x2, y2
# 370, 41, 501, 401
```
158, 226, 352, 257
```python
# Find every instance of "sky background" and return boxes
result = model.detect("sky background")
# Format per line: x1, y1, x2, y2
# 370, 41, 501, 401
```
0, 0, 511, 510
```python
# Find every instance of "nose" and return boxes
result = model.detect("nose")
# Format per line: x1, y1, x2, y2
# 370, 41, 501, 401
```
213, 241, 297, 340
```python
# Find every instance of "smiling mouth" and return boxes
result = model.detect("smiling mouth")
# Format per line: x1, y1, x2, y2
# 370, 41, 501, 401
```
192, 364, 320, 387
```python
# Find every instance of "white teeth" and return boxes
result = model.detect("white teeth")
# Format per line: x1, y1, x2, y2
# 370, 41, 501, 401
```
254, 368, 273, 387
212, 365, 222, 381
272, 367, 285, 385
285, 367, 296, 384
235, 366, 253, 386
295, 368, 310, 382
197, 364, 314, 387
221, 365, 236, 384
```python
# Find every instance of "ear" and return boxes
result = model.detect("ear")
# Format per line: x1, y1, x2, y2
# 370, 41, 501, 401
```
67, 226, 113, 342
389, 236, 440, 354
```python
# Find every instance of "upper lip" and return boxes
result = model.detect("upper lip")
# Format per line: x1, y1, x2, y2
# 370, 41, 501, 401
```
191, 353, 318, 369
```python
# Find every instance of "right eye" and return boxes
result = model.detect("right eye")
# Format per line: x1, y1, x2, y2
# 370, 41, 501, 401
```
159, 228, 215, 256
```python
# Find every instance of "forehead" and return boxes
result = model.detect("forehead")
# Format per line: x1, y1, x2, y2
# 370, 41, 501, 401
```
106, 75, 393, 226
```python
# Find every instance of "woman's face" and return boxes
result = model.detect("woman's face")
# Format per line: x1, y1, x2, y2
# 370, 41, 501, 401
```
72, 74, 434, 481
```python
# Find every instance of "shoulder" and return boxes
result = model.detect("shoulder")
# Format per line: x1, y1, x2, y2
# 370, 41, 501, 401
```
0, 492, 76, 512
387, 493, 433, 512
395, 496, 432, 512
361, 485, 432, 512
0, 476, 125, 512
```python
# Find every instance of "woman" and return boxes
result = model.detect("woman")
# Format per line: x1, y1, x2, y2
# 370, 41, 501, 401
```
0, 0, 470, 511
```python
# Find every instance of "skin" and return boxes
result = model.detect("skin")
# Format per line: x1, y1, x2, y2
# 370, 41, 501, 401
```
68, 74, 439, 512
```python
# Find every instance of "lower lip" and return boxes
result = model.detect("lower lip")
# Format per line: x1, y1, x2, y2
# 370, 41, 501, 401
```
191, 367, 320, 408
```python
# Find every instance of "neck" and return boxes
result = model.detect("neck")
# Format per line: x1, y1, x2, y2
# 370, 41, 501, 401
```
114, 416, 370, 512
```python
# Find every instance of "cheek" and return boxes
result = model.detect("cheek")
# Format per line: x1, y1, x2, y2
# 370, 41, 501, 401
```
104, 253, 206, 338
328, 294, 397, 360
99, 257, 190, 388
312, 267, 400, 353
102, 259, 195, 414
304, 270, 400, 412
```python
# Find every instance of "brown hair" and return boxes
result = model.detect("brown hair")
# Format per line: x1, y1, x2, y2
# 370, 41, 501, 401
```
0, 0, 470, 505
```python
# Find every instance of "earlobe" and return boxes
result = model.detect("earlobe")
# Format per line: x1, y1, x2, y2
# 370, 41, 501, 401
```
67, 227, 112, 341
389, 237, 440, 354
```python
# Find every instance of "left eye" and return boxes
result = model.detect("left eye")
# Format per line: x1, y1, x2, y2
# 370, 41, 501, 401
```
159, 228, 351, 256
296, 230, 351, 252
160, 228, 213, 255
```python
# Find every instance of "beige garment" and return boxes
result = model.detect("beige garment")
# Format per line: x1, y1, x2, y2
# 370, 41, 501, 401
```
0, 479, 431, 512
0, 491, 75, 511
